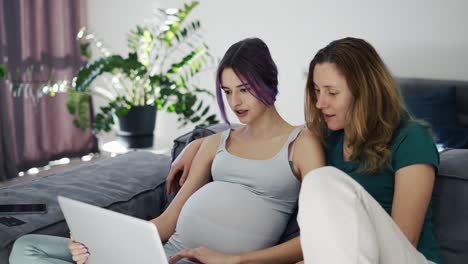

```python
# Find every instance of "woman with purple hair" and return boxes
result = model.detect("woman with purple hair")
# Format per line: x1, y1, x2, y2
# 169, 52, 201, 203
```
10, 38, 325, 264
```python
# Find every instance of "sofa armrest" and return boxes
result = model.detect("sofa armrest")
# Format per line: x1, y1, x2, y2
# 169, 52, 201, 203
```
433, 148, 468, 263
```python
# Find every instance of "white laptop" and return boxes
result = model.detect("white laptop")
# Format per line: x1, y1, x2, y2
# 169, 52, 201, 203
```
58, 196, 168, 264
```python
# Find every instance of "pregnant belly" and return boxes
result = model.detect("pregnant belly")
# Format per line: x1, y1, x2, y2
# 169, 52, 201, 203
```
169, 181, 289, 254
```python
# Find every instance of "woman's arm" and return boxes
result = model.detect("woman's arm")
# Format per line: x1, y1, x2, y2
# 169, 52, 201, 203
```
166, 137, 206, 194
392, 164, 435, 246
293, 128, 326, 181
152, 134, 220, 241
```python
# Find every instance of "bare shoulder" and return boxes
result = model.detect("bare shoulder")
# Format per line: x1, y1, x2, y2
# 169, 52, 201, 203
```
199, 132, 224, 152
296, 127, 321, 148
295, 128, 323, 161
294, 127, 325, 179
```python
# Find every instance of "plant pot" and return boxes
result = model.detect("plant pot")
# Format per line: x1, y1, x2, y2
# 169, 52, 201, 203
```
116, 105, 157, 148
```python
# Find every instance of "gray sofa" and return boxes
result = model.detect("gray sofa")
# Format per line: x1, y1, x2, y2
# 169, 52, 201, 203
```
395, 77, 468, 264
0, 78, 467, 264
1, 143, 467, 264
398, 77, 468, 125
398, 77, 468, 148
433, 149, 468, 263
0, 152, 173, 264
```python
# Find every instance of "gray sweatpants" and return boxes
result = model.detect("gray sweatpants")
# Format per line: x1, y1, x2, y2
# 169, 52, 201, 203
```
9, 235, 72, 264
9, 234, 194, 264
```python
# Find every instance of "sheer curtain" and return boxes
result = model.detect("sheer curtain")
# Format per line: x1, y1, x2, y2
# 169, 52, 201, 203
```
0, 0, 98, 181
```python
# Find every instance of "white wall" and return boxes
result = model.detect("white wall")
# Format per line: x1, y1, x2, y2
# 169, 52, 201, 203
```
86, 0, 468, 150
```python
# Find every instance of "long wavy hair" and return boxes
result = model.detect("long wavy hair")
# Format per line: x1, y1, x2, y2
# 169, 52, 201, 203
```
305, 37, 411, 174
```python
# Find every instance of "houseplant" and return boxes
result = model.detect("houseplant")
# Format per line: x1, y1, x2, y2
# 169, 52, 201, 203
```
68, 1, 218, 147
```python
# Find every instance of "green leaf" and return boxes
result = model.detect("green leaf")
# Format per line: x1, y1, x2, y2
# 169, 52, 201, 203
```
195, 100, 203, 111
74, 53, 146, 92
204, 114, 219, 124
72, 119, 82, 129
93, 102, 116, 134
201, 105, 210, 116
193, 85, 214, 97
0, 64, 6, 78
68, 90, 91, 130
190, 116, 200, 123
167, 104, 176, 112
155, 98, 164, 110
66, 90, 78, 114
80, 42, 92, 60
115, 104, 131, 117
171, 23, 202, 46
77, 94, 90, 126
165, 31, 175, 45
160, 1, 199, 47
185, 94, 197, 108
178, 76, 187, 88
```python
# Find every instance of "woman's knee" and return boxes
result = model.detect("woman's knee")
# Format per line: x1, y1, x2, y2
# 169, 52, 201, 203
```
11, 234, 37, 251
10, 234, 60, 260
9, 234, 39, 261
299, 166, 364, 209
301, 166, 351, 192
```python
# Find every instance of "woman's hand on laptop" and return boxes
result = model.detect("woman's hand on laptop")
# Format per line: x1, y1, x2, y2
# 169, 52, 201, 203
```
68, 234, 90, 264
169, 247, 239, 264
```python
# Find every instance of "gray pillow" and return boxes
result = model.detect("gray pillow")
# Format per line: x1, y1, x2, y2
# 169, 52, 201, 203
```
171, 123, 239, 162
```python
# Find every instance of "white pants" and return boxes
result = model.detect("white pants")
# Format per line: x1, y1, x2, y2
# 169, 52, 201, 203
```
298, 166, 435, 264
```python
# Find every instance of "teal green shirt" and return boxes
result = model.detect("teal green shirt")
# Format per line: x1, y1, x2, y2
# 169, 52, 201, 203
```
325, 120, 442, 263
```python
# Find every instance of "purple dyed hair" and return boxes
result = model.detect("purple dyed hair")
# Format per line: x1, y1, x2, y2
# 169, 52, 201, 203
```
216, 38, 279, 125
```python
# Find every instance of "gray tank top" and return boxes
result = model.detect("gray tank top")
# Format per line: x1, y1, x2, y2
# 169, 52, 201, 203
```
167, 127, 302, 255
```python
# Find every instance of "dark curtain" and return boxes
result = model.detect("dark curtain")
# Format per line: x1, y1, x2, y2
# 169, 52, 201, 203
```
0, 0, 98, 181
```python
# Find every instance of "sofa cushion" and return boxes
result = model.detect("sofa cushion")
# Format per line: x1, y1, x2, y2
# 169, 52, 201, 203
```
171, 123, 241, 162
455, 85, 468, 127
434, 127, 468, 149
402, 86, 468, 148
432, 149, 468, 264
403, 86, 458, 128
397, 77, 468, 127
458, 114, 468, 127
